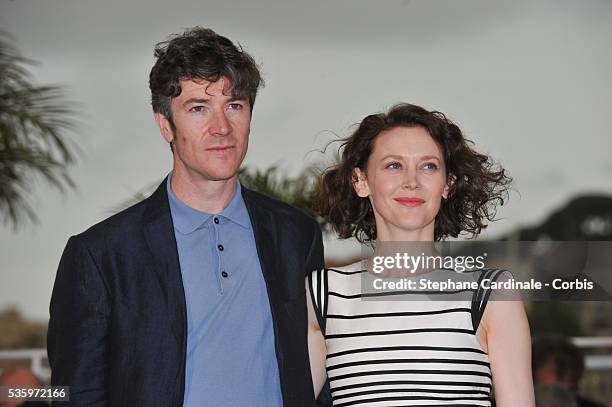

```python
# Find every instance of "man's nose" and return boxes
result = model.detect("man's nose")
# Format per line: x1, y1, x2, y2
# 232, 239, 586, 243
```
210, 109, 230, 136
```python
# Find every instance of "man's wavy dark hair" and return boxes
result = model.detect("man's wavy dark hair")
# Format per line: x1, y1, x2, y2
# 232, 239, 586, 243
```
149, 27, 263, 126
315, 103, 511, 242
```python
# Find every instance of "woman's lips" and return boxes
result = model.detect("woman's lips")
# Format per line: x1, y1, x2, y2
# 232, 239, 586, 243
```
394, 197, 425, 207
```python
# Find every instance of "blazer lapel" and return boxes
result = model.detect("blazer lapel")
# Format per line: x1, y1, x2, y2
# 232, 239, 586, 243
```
241, 187, 279, 290
143, 178, 187, 347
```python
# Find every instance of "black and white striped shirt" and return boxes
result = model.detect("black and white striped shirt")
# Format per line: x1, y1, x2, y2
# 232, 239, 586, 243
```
309, 263, 508, 407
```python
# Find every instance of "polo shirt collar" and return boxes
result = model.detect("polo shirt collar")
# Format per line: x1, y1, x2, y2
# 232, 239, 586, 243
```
166, 172, 251, 234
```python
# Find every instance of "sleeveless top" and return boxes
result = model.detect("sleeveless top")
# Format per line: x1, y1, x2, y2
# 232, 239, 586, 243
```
308, 262, 508, 407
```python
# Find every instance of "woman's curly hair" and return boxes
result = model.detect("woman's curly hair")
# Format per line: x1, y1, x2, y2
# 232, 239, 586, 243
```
314, 103, 511, 242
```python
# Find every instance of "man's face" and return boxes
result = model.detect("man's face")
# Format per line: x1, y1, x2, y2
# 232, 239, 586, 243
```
155, 76, 251, 182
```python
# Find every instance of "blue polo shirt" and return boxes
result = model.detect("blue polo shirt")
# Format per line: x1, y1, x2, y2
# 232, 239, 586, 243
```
166, 174, 282, 407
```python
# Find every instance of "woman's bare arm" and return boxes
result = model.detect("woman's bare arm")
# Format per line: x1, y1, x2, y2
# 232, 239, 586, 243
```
478, 276, 535, 407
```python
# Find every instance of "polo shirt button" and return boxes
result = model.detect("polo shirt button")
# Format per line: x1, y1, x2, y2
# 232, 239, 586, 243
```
214, 217, 219, 224
221, 271, 229, 278
218, 244, 224, 251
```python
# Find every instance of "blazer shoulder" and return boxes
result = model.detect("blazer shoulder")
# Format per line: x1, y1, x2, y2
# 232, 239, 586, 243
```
74, 181, 167, 246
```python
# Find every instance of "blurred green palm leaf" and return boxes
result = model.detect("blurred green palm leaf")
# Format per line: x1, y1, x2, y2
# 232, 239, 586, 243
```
0, 31, 79, 228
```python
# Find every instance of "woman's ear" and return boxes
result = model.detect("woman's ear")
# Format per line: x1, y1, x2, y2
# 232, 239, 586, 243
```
353, 168, 370, 198
443, 174, 456, 199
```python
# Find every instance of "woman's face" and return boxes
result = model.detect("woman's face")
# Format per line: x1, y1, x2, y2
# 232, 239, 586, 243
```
353, 126, 450, 241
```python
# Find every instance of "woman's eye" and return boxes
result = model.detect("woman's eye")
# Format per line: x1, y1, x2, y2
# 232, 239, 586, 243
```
422, 162, 439, 171
385, 162, 402, 169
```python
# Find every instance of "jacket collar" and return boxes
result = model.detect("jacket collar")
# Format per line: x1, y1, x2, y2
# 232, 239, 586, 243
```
142, 177, 187, 350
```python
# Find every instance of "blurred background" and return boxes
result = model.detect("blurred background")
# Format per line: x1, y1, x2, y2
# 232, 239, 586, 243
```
1, 0, 611, 405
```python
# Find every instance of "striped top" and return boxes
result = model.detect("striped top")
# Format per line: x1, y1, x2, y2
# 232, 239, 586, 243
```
308, 262, 508, 407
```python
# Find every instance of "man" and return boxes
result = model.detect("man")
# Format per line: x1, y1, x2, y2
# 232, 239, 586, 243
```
532, 335, 606, 407
48, 27, 326, 406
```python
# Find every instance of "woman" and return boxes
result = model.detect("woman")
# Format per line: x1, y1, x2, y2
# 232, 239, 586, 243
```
307, 103, 534, 406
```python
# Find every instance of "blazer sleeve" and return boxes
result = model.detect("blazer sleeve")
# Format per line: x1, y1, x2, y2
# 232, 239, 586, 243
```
304, 224, 334, 407
48, 236, 111, 406
305, 222, 325, 275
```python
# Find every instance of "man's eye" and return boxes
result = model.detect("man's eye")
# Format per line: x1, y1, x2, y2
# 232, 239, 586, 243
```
227, 103, 243, 110
189, 106, 205, 112
385, 162, 401, 169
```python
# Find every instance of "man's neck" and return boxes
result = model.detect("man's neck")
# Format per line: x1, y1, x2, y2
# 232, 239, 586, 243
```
170, 169, 238, 214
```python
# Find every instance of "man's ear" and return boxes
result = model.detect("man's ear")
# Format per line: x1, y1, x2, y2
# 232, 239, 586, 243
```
353, 168, 370, 198
443, 174, 456, 199
154, 112, 174, 144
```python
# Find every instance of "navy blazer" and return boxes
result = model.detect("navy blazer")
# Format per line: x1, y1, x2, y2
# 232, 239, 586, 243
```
48, 179, 326, 406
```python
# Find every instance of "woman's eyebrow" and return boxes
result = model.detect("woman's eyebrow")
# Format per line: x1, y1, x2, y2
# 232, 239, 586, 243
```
379, 154, 441, 161
379, 154, 404, 161
420, 155, 442, 161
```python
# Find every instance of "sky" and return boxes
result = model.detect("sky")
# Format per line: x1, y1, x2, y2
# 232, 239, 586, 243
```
1, 0, 611, 321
